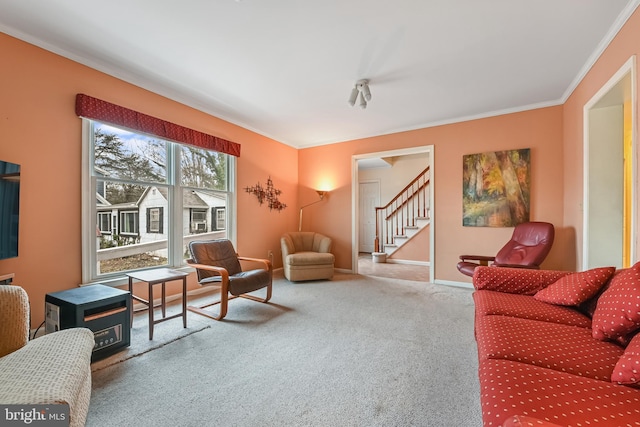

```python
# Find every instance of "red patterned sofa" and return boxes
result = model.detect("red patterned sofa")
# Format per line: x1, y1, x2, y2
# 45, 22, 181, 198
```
472, 264, 640, 427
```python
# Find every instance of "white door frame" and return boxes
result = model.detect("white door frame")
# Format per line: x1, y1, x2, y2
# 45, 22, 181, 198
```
583, 55, 637, 269
352, 145, 434, 280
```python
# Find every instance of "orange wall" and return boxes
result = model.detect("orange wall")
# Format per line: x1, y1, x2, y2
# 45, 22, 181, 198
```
0, 32, 299, 327
563, 7, 640, 270
299, 106, 566, 283
3, 5, 639, 326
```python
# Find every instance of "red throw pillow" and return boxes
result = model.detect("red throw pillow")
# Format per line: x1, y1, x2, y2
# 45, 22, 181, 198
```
533, 266, 615, 306
592, 262, 640, 342
612, 332, 640, 386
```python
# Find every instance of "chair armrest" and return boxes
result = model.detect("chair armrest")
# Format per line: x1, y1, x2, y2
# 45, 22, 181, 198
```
459, 255, 495, 261
492, 263, 540, 269
0, 286, 30, 358
316, 236, 333, 253
472, 266, 570, 295
459, 255, 495, 266
186, 262, 229, 281
238, 256, 272, 272
281, 235, 295, 257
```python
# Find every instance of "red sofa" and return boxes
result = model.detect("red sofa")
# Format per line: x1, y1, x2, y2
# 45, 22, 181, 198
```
472, 264, 640, 427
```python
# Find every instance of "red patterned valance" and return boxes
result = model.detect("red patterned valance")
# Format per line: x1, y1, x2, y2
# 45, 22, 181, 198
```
75, 94, 241, 157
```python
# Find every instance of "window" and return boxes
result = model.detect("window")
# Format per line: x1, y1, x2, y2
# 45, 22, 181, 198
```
190, 209, 207, 233
213, 207, 226, 231
119, 211, 139, 235
82, 120, 235, 282
147, 207, 163, 233
97, 212, 111, 234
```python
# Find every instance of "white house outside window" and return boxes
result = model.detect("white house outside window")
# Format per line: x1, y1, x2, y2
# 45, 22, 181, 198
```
82, 120, 234, 283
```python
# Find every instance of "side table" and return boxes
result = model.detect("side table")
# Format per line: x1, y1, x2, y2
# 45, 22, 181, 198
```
127, 268, 189, 340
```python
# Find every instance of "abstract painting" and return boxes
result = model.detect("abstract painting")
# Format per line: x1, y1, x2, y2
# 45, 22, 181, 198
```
462, 148, 530, 227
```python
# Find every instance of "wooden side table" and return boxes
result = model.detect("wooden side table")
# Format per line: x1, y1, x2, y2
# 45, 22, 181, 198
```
127, 268, 189, 340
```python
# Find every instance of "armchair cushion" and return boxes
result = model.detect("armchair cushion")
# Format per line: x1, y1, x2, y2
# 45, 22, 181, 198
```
198, 268, 272, 296
189, 239, 242, 280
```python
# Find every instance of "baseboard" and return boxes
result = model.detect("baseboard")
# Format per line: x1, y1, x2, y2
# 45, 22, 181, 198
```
386, 259, 430, 266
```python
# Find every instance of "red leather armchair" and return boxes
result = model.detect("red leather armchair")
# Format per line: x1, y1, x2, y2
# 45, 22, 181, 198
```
457, 221, 555, 277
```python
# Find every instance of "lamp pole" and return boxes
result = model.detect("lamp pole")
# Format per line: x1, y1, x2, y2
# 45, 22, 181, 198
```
298, 191, 326, 232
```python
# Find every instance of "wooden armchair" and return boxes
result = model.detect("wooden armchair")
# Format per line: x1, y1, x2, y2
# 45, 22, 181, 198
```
187, 239, 272, 320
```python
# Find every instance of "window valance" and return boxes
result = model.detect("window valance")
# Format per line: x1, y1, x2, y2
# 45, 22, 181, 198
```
75, 94, 241, 157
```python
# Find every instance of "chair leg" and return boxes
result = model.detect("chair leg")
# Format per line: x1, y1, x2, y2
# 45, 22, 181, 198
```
187, 283, 230, 321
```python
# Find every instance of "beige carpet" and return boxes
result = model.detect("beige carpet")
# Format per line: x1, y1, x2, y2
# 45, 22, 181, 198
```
91, 307, 211, 372
86, 272, 481, 426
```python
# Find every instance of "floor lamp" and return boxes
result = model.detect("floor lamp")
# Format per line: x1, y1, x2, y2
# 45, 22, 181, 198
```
299, 191, 326, 231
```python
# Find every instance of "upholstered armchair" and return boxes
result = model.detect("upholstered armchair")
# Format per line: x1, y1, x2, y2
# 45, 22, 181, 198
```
0, 285, 95, 427
187, 239, 272, 320
457, 221, 555, 277
281, 231, 335, 281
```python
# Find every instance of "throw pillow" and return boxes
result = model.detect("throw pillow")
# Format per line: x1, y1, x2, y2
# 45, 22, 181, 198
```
612, 332, 640, 386
533, 266, 615, 306
592, 261, 640, 342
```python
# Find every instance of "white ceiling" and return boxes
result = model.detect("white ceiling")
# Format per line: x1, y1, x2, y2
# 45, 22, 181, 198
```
0, 0, 637, 148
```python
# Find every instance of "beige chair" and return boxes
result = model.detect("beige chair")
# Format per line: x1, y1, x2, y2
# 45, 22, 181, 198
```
0, 286, 94, 427
281, 231, 335, 281
187, 239, 273, 320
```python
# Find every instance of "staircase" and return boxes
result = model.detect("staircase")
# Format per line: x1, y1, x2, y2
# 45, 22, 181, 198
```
375, 166, 431, 256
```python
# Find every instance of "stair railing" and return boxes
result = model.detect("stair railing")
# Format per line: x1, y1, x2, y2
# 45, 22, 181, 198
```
374, 166, 430, 253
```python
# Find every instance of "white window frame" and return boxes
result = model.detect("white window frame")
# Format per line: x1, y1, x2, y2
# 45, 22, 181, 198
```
97, 212, 111, 234
81, 119, 237, 285
119, 210, 139, 235
148, 207, 161, 233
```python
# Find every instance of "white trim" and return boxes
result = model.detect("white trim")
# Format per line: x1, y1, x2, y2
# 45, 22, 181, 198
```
351, 146, 434, 282
386, 259, 430, 267
433, 279, 474, 290
81, 120, 95, 284
583, 55, 637, 270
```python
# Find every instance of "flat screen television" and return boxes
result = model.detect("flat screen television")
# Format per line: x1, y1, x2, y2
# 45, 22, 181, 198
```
0, 160, 20, 260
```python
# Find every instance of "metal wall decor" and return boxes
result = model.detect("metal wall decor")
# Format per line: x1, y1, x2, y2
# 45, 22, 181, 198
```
244, 176, 287, 212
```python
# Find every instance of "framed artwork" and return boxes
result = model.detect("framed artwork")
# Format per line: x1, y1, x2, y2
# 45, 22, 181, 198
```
462, 148, 530, 227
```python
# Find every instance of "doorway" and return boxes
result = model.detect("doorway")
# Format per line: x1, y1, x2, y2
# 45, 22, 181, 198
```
584, 56, 637, 269
351, 146, 434, 280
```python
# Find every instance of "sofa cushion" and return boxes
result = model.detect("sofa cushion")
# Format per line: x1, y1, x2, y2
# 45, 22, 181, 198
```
592, 261, 640, 342
286, 251, 335, 266
533, 266, 615, 306
476, 315, 623, 381
473, 290, 592, 328
612, 332, 640, 386
478, 359, 640, 427
473, 267, 569, 295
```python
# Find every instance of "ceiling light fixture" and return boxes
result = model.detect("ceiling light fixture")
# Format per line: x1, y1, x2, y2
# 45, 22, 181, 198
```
347, 79, 371, 109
